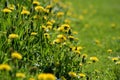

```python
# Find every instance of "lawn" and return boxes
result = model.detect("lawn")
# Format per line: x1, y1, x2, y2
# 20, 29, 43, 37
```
0, 0, 120, 80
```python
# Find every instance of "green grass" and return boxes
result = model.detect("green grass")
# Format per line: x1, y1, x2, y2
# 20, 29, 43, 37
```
0, 0, 120, 80
69, 0, 120, 54
68, 0, 120, 79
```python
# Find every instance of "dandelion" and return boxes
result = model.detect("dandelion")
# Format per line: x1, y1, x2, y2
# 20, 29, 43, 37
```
0, 64, 11, 71
46, 73, 56, 80
8, 4, 15, 10
115, 61, 120, 65
81, 54, 87, 63
21, 9, 30, 15
29, 78, 35, 80
79, 63, 83, 66
57, 34, 66, 41
43, 16, 47, 20
94, 39, 100, 44
58, 24, 70, 33
90, 56, 99, 62
68, 72, 77, 77
84, 24, 90, 28
81, 54, 88, 58
47, 21, 53, 26
107, 49, 112, 53
112, 57, 119, 62
111, 23, 116, 28
44, 33, 50, 39
8, 33, 19, 39
77, 46, 83, 51
35, 6, 44, 12
45, 5, 52, 12
68, 36, 75, 41
79, 73, 86, 78
2, 8, 12, 13
33, 0, 40, 5
87, 61, 92, 64
64, 19, 71, 24
60, 76, 66, 80
33, 15, 40, 19
11, 52, 22, 60
79, 15, 84, 20
50, 19, 55, 24
46, 5, 52, 9
16, 72, 26, 78
73, 31, 78, 34
42, 25, 48, 32
53, 39, 61, 44
38, 73, 56, 80
57, 12, 64, 17
82, 9, 88, 14
31, 32, 37, 36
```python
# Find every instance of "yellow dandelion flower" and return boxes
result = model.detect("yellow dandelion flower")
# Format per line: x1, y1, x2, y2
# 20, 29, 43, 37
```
82, 9, 88, 14
77, 46, 83, 51
64, 19, 71, 24
73, 31, 78, 34
8, 33, 19, 39
2, 8, 12, 13
57, 34, 66, 41
35, 6, 44, 12
53, 38, 61, 44
33, 15, 40, 19
8, 4, 15, 10
81, 54, 88, 58
46, 73, 56, 80
58, 24, 70, 32
33, 0, 40, 5
61, 24, 70, 32
84, 24, 90, 28
111, 23, 116, 28
16, 72, 25, 78
107, 49, 112, 53
44, 9, 49, 13
57, 27, 64, 32
38, 73, 46, 80
50, 19, 55, 24
68, 72, 77, 77
38, 73, 56, 80
112, 57, 119, 62
0, 64, 11, 71
94, 39, 100, 44
79, 15, 84, 20
79, 63, 83, 66
42, 25, 49, 32
115, 61, 120, 65
11, 52, 22, 60
47, 21, 53, 26
87, 61, 92, 64
46, 5, 52, 9
43, 16, 47, 20
44, 33, 50, 39
90, 56, 99, 62
57, 12, 64, 17
79, 73, 86, 78
47, 26, 52, 30
60, 76, 66, 80
74, 50, 81, 55
68, 36, 75, 41
53, 0, 59, 3
31, 32, 37, 36
21, 9, 30, 15
29, 78, 35, 80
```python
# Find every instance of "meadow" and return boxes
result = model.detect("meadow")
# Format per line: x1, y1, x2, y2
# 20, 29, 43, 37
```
0, 0, 120, 80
